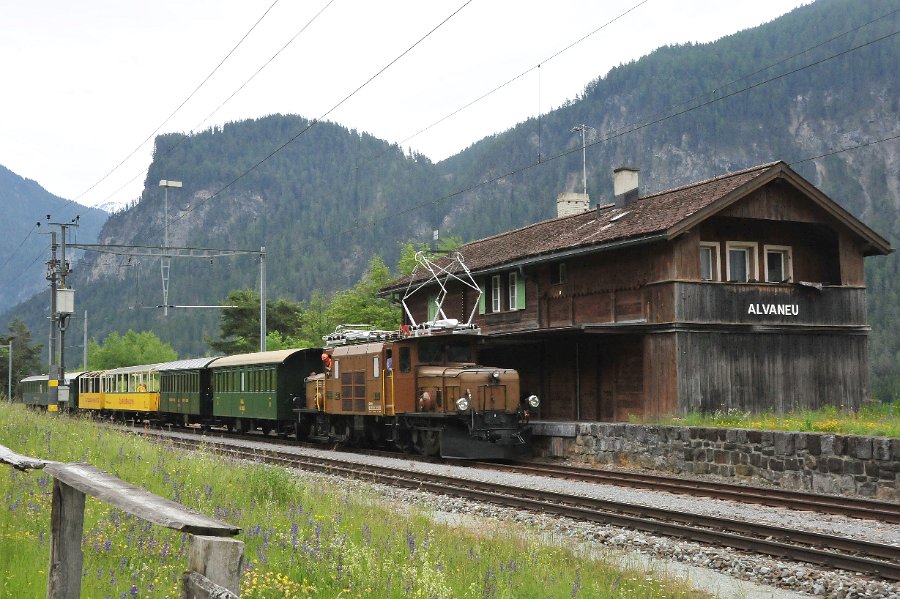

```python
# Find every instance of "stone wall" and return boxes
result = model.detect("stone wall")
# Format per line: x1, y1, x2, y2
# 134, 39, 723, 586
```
531, 422, 900, 501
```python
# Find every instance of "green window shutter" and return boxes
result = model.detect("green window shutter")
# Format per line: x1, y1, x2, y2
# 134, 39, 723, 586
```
427, 294, 437, 321
478, 282, 486, 315
516, 274, 525, 310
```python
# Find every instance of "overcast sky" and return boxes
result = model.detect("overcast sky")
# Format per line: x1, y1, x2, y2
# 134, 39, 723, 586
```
0, 0, 810, 209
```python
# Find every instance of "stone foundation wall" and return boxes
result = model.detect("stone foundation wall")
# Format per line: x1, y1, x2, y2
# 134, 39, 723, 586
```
531, 422, 900, 501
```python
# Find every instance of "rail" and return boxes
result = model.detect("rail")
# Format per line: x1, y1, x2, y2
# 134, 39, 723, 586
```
0, 444, 243, 598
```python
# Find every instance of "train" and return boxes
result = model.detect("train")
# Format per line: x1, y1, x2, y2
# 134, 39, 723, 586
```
17, 324, 539, 459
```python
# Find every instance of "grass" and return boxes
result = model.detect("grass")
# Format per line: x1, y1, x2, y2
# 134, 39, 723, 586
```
649, 401, 900, 437
0, 404, 707, 598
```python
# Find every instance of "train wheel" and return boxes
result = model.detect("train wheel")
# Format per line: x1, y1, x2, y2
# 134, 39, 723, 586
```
413, 430, 441, 457
260, 422, 272, 436
295, 418, 311, 443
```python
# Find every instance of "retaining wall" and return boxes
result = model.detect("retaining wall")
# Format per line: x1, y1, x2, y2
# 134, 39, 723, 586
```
531, 422, 900, 501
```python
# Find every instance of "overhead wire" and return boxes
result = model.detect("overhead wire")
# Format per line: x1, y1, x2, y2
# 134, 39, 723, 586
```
156, 0, 476, 235
90, 0, 339, 210
348, 25, 900, 233
364, 0, 651, 164
9, 4, 897, 293
70, 0, 285, 208
5, 0, 308, 286
11, 1, 474, 299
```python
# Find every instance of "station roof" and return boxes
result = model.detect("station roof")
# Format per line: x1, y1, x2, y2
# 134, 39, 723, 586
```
382, 161, 893, 292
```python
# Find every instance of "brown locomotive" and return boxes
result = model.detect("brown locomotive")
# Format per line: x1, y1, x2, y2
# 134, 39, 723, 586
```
298, 323, 538, 459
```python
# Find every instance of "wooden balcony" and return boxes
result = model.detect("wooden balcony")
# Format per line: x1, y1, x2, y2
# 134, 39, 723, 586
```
672, 281, 868, 328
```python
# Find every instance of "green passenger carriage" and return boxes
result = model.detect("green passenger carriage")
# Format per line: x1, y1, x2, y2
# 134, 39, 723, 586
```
21, 375, 50, 408
157, 357, 220, 425
208, 348, 320, 435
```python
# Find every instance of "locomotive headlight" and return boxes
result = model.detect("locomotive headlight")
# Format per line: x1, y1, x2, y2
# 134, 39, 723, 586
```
456, 389, 472, 411
526, 394, 540, 408
490, 370, 501, 383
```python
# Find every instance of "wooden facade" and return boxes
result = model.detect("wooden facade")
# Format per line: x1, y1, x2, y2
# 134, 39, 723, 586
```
384, 162, 893, 421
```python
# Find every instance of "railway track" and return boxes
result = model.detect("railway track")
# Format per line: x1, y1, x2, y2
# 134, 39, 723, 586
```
149, 430, 900, 581
480, 461, 900, 524
138, 424, 900, 524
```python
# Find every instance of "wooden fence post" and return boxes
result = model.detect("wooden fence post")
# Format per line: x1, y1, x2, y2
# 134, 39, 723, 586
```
47, 480, 85, 599
187, 535, 244, 595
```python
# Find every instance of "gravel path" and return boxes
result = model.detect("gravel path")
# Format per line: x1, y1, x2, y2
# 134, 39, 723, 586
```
174, 431, 900, 598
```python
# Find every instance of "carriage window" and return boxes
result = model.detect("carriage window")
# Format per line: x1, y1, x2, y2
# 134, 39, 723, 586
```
373, 356, 380, 378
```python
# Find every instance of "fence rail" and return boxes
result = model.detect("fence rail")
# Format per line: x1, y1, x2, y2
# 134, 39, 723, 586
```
0, 443, 243, 598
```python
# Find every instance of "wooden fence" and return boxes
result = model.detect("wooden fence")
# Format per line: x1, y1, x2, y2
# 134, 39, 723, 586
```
0, 444, 243, 598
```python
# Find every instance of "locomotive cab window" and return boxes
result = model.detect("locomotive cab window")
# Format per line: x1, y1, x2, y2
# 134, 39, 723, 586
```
418, 341, 443, 364
446, 341, 474, 363
399, 347, 411, 373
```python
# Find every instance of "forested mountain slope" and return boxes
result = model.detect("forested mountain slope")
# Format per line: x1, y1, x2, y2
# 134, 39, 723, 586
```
4, 0, 898, 396
0, 165, 106, 310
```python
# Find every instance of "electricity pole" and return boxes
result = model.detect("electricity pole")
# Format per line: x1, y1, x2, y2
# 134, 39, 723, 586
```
159, 179, 182, 317
45, 217, 78, 411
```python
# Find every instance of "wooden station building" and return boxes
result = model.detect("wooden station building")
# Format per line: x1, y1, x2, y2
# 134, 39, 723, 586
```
383, 162, 893, 421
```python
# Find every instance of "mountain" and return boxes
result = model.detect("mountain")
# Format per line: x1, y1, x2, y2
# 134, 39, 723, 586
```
0, 165, 107, 312
3, 0, 898, 397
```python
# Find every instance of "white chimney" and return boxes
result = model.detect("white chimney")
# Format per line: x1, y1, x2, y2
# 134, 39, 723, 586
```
556, 192, 590, 218
613, 167, 640, 207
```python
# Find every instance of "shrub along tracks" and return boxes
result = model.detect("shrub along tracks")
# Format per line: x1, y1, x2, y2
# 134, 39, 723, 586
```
139, 427, 900, 581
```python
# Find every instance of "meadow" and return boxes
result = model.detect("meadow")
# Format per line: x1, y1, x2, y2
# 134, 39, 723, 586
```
652, 402, 900, 437
0, 404, 706, 598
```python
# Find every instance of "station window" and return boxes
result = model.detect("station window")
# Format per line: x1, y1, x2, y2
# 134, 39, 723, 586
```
725, 241, 758, 282
764, 245, 793, 283
699, 242, 720, 281
491, 275, 502, 312
550, 262, 566, 285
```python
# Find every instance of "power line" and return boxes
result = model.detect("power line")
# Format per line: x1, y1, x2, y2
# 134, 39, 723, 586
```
89, 0, 338, 210
350, 26, 900, 233
156, 0, 475, 236
369, 0, 651, 162
790, 133, 900, 166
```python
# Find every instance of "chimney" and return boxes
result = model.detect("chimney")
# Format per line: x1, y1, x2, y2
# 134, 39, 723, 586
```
613, 167, 640, 207
556, 192, 590, 218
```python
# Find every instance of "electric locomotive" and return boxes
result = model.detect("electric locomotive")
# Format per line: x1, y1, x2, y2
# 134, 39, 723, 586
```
298, 323, 538, 459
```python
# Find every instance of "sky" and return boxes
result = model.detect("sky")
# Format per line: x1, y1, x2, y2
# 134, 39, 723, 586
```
0, 0, 811, 209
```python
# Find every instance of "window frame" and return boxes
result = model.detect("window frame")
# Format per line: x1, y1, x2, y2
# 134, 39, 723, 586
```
764, 245, 793, 283
491, 274, 502, 312
550, 262, 566, 285
699, 241, 720, 282
725, 241, 759, 282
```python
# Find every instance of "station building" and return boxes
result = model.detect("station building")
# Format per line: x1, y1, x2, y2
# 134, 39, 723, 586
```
382, 161, 893, 421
